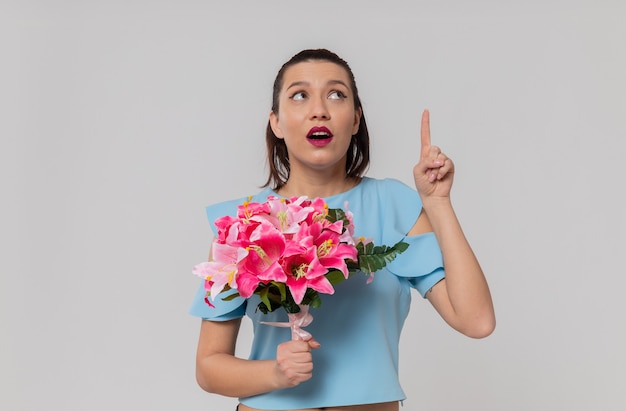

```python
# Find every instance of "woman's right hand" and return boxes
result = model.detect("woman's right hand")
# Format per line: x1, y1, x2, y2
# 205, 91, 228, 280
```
412, 109, 455, 201
274, 339, 321, 388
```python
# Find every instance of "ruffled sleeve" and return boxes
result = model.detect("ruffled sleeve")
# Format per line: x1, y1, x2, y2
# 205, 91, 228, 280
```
189, 285, 247, 321
188, 197, 249, 321
379, 178, 446, 298
386, 232, 445, 297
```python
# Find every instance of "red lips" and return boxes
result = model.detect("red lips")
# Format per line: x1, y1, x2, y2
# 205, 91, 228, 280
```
305, 126, 333, 147
306, 126, 333, 138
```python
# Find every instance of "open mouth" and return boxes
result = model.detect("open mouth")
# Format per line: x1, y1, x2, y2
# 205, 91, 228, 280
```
308, 131, 332, 140
307, 126, 333, 140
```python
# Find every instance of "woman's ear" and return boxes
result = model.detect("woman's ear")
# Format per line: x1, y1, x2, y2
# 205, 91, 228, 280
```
352, 107, 362, 135
269, 111, 283, 138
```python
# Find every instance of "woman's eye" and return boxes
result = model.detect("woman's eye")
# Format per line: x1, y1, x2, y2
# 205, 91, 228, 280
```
329, 90, 347, 100
291, 92, 306, 101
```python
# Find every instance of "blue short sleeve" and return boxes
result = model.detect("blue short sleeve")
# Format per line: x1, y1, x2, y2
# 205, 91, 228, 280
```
189, 283, 247, 321
386, 232, 445, 297
377, 179, 446, 297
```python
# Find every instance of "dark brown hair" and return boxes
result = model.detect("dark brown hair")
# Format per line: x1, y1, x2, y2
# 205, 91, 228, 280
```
263, 49, 370, 190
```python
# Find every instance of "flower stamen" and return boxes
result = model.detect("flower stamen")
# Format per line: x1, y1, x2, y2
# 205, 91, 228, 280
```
247, 245, 273, 266
317, 239, 335, 257
293, 263, 310, 279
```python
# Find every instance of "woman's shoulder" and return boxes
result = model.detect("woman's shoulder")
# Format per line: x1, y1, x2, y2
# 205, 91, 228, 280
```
359, 176, 423, 235
360, 176, 419, 199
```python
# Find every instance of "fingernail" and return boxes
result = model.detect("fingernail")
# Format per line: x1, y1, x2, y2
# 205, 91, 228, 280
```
434, 160, 444, 166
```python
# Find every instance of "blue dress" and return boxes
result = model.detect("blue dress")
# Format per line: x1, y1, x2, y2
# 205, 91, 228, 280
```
190, 177, 445, 410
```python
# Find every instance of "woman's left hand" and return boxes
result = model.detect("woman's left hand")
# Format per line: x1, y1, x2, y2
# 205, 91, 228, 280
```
413, 110, 454, 199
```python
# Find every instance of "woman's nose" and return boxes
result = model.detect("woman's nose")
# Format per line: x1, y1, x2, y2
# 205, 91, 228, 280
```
309, 96, 330, 120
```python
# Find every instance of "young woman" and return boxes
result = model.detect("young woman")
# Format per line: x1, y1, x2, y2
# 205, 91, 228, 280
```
190, 49, 495, 411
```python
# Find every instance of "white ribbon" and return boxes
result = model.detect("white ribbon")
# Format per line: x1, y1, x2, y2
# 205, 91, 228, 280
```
261, 304, 314, 341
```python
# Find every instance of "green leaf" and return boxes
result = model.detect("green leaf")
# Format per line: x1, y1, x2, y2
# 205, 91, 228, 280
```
326, 269, 347, 285
309, 293, 323, 309
222, 292, 241, 301
259, 287, 271, 312
357, 240, 410, 274
272, 281, 287, 301
395, 241, 410, 253
281, 298, 301, 314
326, 208, 348, 225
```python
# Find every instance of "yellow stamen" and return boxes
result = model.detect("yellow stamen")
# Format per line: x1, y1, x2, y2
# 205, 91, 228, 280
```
277, 210, 288, 231
317, 239, 334, 257
293, 263, 309, 279
249, 245, 273, 265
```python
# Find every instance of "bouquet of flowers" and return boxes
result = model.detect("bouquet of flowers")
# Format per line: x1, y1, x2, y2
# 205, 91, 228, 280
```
193, 195, 408, 340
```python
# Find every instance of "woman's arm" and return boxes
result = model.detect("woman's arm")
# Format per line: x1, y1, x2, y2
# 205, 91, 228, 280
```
408, 208, 495, 338
410, 110, 495, 338
195, 318, 320, 397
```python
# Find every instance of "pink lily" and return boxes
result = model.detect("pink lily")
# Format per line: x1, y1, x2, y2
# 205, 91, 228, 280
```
192, 242, 248, 300
262, 196, 313, 234
282, 228, 333, 304
307, 221, 357, 278
237, 198, 271, 222
236, 220, 287, 298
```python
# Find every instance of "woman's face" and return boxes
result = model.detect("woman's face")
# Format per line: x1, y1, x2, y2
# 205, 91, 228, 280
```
269, 60, 362, 177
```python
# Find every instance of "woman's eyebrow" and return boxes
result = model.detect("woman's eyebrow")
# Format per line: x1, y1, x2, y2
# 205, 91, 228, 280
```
286, 81, 309, 91
327, 79, 349, 89
286, 79, 349, 91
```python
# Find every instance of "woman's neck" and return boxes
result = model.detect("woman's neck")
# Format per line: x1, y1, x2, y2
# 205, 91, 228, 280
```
277, 174, 361, 199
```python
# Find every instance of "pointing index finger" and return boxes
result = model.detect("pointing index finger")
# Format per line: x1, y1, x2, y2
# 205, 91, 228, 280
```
420, 109, 431, 158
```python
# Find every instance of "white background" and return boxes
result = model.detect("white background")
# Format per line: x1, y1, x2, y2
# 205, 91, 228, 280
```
2, 1, 625, 410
